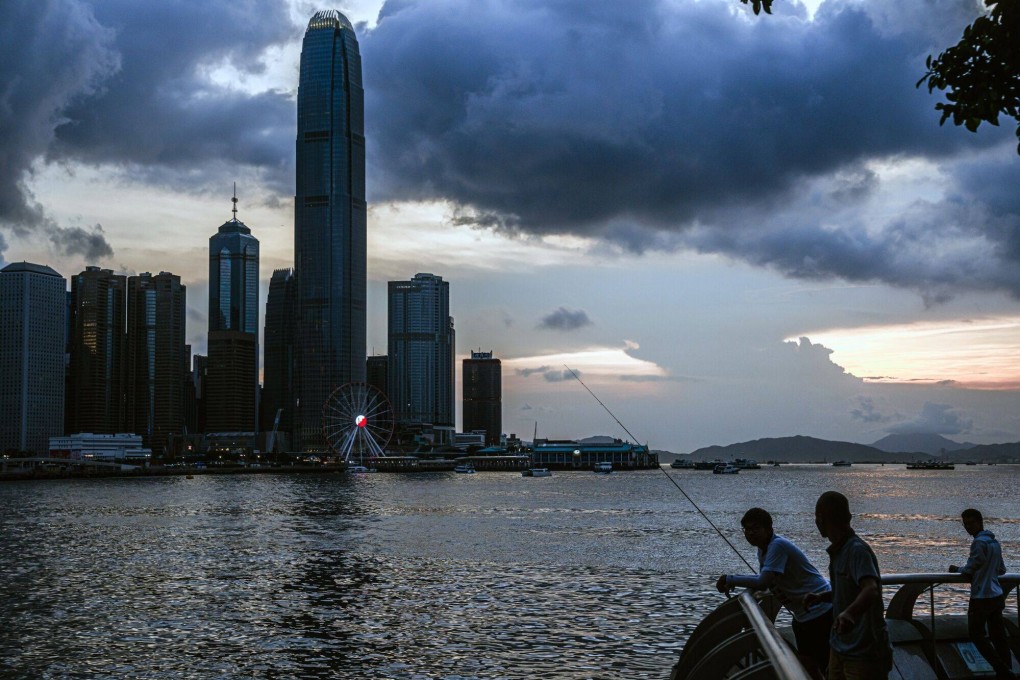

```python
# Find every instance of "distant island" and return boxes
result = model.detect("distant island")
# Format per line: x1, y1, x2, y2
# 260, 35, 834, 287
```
659, 434, 1020, 464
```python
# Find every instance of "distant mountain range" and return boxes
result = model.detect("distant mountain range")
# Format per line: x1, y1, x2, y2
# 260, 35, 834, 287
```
667, 434, 1020, 464
870, 433, 975, 455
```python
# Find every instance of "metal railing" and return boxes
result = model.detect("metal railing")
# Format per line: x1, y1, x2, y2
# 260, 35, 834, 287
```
671, 574, 1020, 680
884, 572, 1020, 625
671, 591, 812, 680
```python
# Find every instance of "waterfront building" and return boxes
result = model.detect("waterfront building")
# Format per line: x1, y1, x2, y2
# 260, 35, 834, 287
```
293, 10, 366, 451
462, 350, 502, 445
49, 432, 151, 464
206, 192, 259, 432
530, 438, 660, 470
367, 354, 388, 399
388, 273, 455, 436
261, 268, 294, 436
0, 262, 67, 455
67, 266, 127, 435
453, 431, 487, 449
126, 272, 187, 454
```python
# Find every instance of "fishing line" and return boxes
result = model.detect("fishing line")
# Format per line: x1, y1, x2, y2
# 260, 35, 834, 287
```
564, 365, 757, 574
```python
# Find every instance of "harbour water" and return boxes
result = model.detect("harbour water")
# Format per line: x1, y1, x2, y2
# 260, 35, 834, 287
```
1, 464, 1018, 678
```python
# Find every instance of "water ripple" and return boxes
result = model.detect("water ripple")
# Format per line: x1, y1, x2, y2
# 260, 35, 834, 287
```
1, 466, 1017, 678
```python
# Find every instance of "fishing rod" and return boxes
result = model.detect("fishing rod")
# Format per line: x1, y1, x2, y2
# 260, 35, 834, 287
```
563, 364, 757, 574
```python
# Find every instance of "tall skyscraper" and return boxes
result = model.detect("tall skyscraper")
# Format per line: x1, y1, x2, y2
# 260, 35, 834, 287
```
261, 268, 294, 436
191, 353, 208, 434
67, 266, 127, 435
0, 262, 66, 454
126, 272, 187, 453
206, 192, 259, 432
463, 350, 502, 445
366, 354, 388, 399
293, 10, 366, 451
388, 273, 455, 430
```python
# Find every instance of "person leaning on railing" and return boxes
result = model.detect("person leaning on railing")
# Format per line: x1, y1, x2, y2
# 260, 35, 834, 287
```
949, 508, 1015, 680
717, 507, 833, 678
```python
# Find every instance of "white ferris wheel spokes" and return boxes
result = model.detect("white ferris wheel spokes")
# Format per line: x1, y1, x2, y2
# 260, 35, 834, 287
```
322, 382, 394, 463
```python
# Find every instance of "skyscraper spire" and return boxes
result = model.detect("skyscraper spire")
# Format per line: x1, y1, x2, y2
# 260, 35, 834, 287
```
232, 182, 238, 220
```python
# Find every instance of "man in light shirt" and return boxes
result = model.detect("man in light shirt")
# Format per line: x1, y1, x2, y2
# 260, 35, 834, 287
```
950, 508, 1014, 680
717, 507, 833, 677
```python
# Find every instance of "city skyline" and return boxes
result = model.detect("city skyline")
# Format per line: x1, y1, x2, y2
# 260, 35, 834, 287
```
3, 0, 1020, 451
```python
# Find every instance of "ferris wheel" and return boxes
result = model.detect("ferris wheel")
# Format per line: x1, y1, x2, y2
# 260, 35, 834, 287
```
322, 382, 394, 463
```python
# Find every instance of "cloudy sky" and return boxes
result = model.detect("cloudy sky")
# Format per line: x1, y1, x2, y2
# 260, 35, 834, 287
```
3, 0, 1020, 451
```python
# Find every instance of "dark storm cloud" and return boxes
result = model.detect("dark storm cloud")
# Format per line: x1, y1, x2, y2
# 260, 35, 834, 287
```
362, 0, 1020, 296
7, 0, 1018, 299
50, 0, 296, 188
50, 224, 113, 261
0, 0, 295, 240
0, 0, 118, 231
538, 307, 592, 331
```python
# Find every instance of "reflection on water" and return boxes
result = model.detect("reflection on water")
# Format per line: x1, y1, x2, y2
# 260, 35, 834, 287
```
0, 465, 1017, 678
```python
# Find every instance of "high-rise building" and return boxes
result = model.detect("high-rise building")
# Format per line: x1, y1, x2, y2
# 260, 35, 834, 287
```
388, 273, 455, 429
191, 354, 208, 434
126, 272, 187, 454
206, 193, 259, 432
293, 10, 366, 451
0, 262, 66, 454
67, 266, 126, 434
261, 268, 294, 436
366, 354, 388, 399
463, 350, 502, 445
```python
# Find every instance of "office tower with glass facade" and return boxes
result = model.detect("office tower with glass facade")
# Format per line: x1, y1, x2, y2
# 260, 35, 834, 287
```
388, 273, 455, 429
261, 268, 294, 436
126, 272, 187, 453
191, 354, 208, 434
366, 354, 388, 399
0, 262, 67, 454
67, 266, 127, 435
293, 10, 366, 451
463, 350, 502, 445
206, 195, 259, 432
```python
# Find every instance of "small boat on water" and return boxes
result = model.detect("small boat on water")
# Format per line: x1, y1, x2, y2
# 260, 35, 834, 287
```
593, 461, 613, 473
453, 462, 476, 474
522, 467, 552, 477
831, 460, 852, 467
906, 460, 955, 470
712, 464, 739, 475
